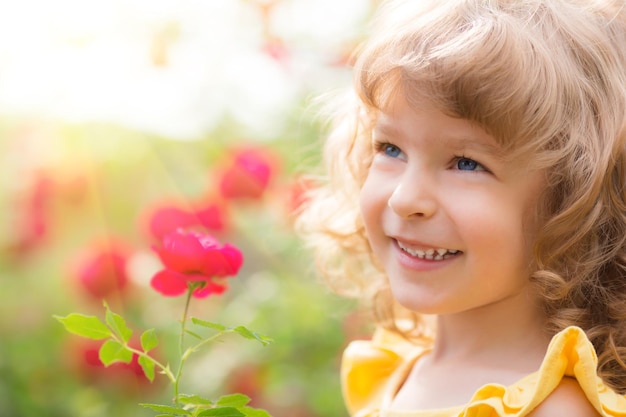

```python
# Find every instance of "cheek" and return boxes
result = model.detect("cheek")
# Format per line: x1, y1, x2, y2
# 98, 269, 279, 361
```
359, 172, 393, 240
448, 192, 528, 249
359, 177, 379, 229
360, 169, 385, 206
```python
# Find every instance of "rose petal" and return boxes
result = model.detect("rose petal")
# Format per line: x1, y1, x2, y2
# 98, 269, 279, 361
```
150, 269, 189, 296
193, 280, 228, 298
196, 233, 220, 249
155, 231, 207, 273
185, 272, 212, 282
194, 203, 228, 232
199, 249, 229, 276
148, 206, 196, 240
220, 244, 243, 275
198, 245, 243, 277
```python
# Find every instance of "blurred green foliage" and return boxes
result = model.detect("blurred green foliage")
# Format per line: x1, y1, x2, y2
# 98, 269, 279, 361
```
0, 108, 369, 417
0, 1, 378, 414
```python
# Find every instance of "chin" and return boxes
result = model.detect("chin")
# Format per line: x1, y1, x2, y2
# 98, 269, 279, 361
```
393, 295, 442, 315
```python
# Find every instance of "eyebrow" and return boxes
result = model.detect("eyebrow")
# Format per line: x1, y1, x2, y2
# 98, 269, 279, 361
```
442, 136, 506, 160
373, 121, 507, 160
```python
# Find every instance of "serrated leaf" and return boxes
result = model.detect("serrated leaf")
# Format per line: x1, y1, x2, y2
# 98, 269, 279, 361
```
216, 394, 250, 408
232, 326, 273, 346
105, 305, 133, 343
197, 407, 245, 417
177, 394, 213, 406
138, 355, 155, 382
99, 339, 133, 366
141, 329, 159, 352
139, 403, 191, 415
54, 314, 111, 340
191, 318, 226, 331
240, 407, 271, 417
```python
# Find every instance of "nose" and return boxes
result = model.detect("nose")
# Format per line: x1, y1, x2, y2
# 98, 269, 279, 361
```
387, 179, 437, 219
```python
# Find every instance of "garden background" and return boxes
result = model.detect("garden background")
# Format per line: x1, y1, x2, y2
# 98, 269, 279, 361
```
0, 1, 379, 416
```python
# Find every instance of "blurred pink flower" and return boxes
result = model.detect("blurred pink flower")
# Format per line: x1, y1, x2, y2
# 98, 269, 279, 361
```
8, 173, 53, 256
82, 341, 145, 378
218, 146, 279, 200
74, 240, 131, 300
262, 38, 291, 64
151, 229, 243, 298
194, 202, 228, 231
225, 363, 269, 409
147, 205, 196, 239
67, 338, 158, 393
143, 201, 228, 240
286, 177, 315, 215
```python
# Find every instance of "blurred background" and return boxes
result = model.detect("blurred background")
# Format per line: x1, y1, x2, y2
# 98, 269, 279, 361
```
0, 0, 379, 416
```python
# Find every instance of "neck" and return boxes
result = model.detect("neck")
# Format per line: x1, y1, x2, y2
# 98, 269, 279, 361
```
430, 292, 550, 371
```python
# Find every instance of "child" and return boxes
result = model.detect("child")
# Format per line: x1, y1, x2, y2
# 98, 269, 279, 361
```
298, 0, 626, 415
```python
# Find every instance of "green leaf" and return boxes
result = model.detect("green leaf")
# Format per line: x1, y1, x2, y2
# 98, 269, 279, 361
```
197, 407, 245, 417
139, 403, 191, 415
138, 355, 155, 382
191, 318, 226, 331
99, 339, 132, 366
141, 329, 159, 352
240, 407, 271, 417
216, 394, 250, 408
177, 394, 213, 406
105, 304, 133, 343
54, 314, 111, 340
232, 326, 273, 346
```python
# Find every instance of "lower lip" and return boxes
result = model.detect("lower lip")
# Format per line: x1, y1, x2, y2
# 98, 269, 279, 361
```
394, 241, 460, 271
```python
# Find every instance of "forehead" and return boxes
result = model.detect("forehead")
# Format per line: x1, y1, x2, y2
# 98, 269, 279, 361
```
373, 96, 507, 159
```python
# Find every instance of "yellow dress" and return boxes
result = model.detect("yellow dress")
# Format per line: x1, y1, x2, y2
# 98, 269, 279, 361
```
342, 326, 626, 417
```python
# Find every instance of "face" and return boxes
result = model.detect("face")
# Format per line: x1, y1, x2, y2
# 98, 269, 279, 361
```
360, 94, 545, 316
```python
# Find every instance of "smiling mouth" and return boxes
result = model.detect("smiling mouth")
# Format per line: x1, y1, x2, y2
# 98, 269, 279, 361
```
396, 240, 461, 260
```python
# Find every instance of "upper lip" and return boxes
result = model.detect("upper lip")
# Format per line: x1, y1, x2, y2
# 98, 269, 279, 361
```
390, 236, 461, 253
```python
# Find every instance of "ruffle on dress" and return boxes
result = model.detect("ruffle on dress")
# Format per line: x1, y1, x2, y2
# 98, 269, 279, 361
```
341, 326, 626, 417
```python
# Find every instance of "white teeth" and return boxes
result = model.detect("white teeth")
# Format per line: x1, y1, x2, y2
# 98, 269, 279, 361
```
397, 240, 460, 260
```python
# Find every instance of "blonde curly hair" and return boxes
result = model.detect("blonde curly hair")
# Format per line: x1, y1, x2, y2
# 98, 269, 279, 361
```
298, 0, 626, 392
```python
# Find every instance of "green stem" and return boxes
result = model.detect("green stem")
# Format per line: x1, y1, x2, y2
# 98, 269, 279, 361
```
118, 342, 176, 383
188, 331, 229, 355
173, 286, 194, 404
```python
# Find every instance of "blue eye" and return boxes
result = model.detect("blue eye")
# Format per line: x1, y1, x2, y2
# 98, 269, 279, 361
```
456, 157, 484, 171
382, 143, 402, 158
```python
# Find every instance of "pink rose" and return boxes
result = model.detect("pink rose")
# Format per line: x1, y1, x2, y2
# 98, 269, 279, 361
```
144, 201, 228, 240
150, 229, 243, 298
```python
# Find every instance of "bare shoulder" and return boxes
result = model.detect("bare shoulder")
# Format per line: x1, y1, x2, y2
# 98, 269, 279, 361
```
528, 377, 600, 417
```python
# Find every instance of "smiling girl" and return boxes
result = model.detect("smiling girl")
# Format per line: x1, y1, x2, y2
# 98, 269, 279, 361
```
298, 0, 626, 416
